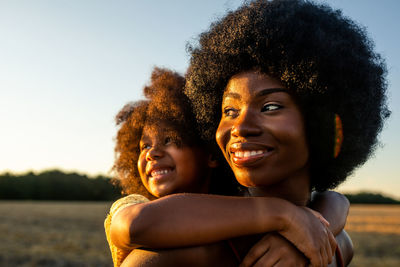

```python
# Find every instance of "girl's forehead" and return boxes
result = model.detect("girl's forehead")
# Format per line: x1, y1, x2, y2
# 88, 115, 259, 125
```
141, 122, 179, 140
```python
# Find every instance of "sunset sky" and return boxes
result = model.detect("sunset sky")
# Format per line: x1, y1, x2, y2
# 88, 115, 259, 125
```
1, 0, 399, 199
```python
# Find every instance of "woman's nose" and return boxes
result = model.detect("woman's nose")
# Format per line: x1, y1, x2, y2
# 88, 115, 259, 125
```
231, 109, 262, 137
146, 146, 164, 161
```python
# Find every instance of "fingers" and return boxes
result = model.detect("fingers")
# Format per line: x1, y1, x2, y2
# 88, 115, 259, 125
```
283, 207, 334, 267
269, 252, 308, 267
306, 240, 322, 267
314, 227, 336, 267
323, 226, 332, 266
242, 233, 310, 267
306, 209, 336, 267
319, 226, 337, 267
306, 208, 330, 228
321, 242, 329, 267
250, 242, 306, 267
240, 235, 271, 267
328, 229, 337, 263
253, 255, 279, 267
321, 226, 337, 266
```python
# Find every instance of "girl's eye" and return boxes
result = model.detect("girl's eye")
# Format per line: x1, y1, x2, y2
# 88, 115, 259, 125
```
262, 103, 282, 112
140, 144, 151, 151
223, 107, 239, 117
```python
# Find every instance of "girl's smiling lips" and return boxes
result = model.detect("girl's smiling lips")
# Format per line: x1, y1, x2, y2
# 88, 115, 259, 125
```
146, 164, 175, 182
229, 142, 274, 166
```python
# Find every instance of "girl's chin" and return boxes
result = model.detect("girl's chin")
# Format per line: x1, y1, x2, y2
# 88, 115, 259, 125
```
150, 185, 174, 198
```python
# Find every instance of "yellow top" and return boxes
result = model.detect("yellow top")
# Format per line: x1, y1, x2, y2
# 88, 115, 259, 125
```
104, 194, 150, 267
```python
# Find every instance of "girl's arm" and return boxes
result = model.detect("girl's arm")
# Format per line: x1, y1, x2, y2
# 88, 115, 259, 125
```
111, 193, 335, 267
309, 191, 353, 266
308, 191, 350, 235
241, 192, 352, 267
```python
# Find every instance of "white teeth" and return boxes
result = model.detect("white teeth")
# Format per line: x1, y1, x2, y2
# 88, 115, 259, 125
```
151, 169, 171, 176
234, 150, 265, 158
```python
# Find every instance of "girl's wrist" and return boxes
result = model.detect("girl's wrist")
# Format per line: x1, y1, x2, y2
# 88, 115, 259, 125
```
258, 197, 293, 233
276, 200, 295, 233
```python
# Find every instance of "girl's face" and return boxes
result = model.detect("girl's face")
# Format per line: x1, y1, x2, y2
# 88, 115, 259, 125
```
216, 71, 309, 188
138, 123, 214, 198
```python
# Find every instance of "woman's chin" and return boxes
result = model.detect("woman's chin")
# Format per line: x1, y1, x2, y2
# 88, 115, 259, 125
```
235, 176, 256, 188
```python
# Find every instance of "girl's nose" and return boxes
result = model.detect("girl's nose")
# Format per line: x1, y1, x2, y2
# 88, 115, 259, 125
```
231, 109, 262, 137
146, 146, 164, 161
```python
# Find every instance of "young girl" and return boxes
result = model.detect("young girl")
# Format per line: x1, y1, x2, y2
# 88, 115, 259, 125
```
106, 67, 351, 266
105, 67, 240, 266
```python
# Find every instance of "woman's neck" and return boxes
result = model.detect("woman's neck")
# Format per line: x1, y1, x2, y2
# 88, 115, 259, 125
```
246, 170, 311, 206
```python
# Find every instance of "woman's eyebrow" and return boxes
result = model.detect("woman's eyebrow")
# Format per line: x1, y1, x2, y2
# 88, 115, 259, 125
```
255, 88, 288, 98
223, 88, 288, 100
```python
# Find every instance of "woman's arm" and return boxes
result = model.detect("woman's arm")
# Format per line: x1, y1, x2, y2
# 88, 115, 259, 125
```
308, 191, 350, 236
111, 193, 335, 267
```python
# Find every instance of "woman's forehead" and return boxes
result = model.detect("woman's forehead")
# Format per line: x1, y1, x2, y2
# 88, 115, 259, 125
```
224, 71, 286, 95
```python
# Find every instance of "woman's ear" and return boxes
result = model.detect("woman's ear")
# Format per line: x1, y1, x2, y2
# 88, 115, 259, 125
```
207, 154, 219, 168
334, 114, 343, 158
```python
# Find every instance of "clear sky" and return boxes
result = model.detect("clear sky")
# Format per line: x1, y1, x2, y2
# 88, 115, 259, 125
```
0, 0, 399, 199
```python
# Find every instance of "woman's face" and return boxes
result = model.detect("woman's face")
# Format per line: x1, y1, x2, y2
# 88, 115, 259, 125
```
138, 123, 212, 198
216, 71, 309, 188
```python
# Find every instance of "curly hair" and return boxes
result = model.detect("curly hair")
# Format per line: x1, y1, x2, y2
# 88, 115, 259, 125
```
185, 0, 390, 191
113, 67, 239, 198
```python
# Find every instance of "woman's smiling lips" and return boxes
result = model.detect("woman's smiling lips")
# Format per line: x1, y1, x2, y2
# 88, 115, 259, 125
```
229, 142, 274, 166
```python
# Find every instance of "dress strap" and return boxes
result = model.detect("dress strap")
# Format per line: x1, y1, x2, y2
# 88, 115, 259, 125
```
335, 245, 345, 267
226, 240, 242, 263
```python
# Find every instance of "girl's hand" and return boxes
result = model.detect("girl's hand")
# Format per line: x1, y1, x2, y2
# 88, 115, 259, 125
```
279, 206, 337, 267
240, 233, 308, 267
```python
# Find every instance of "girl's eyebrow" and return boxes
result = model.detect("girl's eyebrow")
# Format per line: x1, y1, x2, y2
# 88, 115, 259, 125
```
223, 92, 241, 100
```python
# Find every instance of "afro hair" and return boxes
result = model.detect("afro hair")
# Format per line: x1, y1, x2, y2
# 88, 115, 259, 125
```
185, 0, 390, 191
113, 67, 239, 198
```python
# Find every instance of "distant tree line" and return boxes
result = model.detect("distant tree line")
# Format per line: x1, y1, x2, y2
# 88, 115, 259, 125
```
0, 170, 121, 201
344, 192, 400, 204
1, 170, 399, 203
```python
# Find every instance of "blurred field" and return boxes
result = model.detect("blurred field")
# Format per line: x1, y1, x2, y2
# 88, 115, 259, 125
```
0, 202, 399, 266
344, 204, 400, 267
0, 201, 113, 266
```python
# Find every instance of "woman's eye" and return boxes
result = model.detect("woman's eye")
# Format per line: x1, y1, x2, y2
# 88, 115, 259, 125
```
223, 107, 238, 117
164, 137, 172, 145
262, 103, 282, 112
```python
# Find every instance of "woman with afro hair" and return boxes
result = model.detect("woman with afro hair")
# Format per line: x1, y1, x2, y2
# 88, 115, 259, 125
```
106, 66, 352, 267
181, 0, 388, 265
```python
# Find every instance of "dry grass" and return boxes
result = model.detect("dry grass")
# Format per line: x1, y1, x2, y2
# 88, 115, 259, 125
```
0, 201, 399, 266
0, 201, 113, 266
346, 204, 400, 234
345, 205, 400, 267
